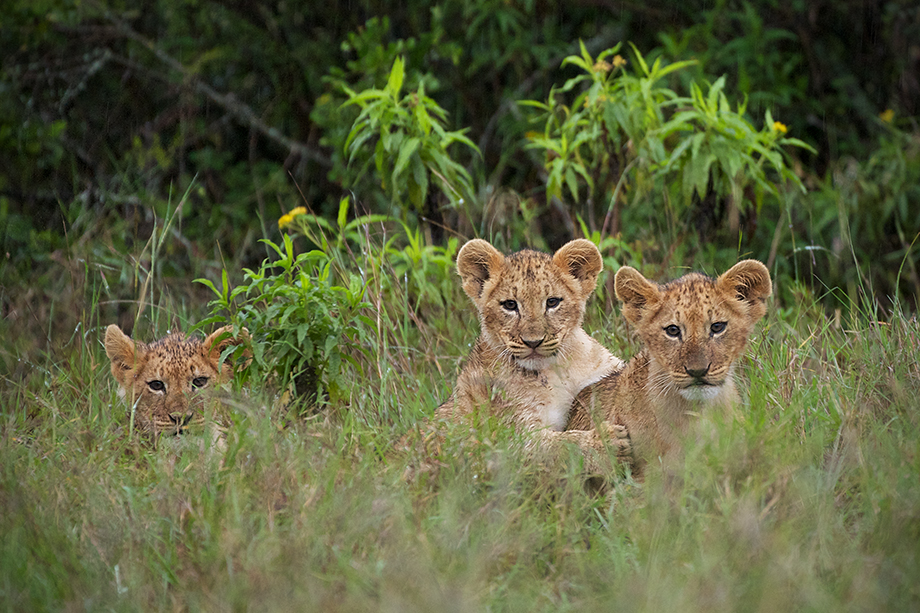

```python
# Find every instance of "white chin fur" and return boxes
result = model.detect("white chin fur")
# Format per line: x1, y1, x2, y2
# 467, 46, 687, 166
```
514, 355, 553, 371
678, 385, 723, 402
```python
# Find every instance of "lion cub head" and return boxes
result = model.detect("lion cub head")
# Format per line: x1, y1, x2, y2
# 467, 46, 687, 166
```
104, 324, 246, 435
615, 260, 772, 402
457, 238, 603, 371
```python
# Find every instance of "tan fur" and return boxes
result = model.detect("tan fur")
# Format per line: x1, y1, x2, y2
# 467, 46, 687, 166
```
104, 324, 248, 436
432, 238, 625, 453
568, 260, 772, 475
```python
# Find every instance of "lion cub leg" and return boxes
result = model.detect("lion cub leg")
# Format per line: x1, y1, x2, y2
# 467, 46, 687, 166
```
538, 425, 632, 475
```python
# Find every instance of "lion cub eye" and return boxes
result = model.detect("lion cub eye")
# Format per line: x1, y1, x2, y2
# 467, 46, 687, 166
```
147, 380, 166, 392
192, 376, 209, 389
664, 324, 681, 338
500, 299, 519, 312
545, 297, 562, 309
710, 321, 727, 335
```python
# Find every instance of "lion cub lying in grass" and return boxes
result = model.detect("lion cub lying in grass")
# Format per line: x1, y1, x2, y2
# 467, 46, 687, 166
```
568, 260, 772, 476
426, 238, 628, 456
105, 324, 248, 438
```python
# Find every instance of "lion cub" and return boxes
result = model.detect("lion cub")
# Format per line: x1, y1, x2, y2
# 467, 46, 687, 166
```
568, 260, 772, 475
105, 324, 247, 436
433, 238, 624, 448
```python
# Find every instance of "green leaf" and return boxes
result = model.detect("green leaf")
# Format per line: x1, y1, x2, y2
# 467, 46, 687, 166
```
393, 136, 421, 184
194, 277, 220, 298
386, 56, 405, 99
337, 196, 350, 231
628, 42, 650, 76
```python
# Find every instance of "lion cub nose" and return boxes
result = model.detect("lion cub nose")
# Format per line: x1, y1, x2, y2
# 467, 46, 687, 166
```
685, 365, 710, 379
521, 337, 544, 349
169, 411, 194, 426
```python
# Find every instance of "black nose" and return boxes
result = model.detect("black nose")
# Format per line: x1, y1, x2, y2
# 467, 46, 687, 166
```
522, 337, 544, 349
685, 365, 710, 379
169, 411, 193, 426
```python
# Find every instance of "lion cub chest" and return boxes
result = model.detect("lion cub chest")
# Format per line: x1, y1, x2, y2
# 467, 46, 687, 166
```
511, 357, 612, 431
506, 331, 619, 431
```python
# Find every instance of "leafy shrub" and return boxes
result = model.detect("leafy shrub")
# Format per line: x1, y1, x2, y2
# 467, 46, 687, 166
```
279, 198, 460, 316
522, 42, 813, 240
342, 56, 480, 223
197, 233, 376, 405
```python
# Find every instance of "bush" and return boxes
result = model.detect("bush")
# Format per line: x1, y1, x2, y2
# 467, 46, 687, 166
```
198, 233, 376, 405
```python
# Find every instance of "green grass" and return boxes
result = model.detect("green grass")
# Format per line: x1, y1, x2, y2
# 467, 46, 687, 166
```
2, 240, 919, 612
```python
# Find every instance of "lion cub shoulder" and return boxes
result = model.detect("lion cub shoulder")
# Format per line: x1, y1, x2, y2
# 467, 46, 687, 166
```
437, 238, 623, 433
569, 260, 772, 473
105, 324, 247, 436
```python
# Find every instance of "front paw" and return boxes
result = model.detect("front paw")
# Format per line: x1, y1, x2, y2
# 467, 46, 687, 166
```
604, 423, 632, 457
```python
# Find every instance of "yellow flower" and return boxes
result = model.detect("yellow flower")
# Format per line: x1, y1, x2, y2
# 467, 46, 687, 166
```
593, 60, 612, 73
612, 55, 627, 68
879, 109, 894, 123
772, 121, 788, 134
277, 206, 307, 229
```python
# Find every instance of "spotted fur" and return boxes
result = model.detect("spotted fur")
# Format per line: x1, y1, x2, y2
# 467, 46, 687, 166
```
104, 324, 247, 436
433, 238, 624, 448
568, 260, 772, 475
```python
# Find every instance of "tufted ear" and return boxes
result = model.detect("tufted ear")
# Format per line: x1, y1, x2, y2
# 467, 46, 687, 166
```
552, 239, 603, 299
456, 239, 505, 304
203, 326, 251, 379
614, 266, 662, 325
105, 324, 145, 388
717, 259, 772, 321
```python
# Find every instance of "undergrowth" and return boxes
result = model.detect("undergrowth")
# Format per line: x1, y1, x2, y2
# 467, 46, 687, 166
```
1, 219, 919, 612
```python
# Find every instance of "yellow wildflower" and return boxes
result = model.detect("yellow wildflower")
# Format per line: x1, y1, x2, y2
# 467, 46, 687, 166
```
278, 206, 307, 229
879, 109, 894, 123
593, 60, 612, 73
772, 121, 788, 134
612, 55, 627, 68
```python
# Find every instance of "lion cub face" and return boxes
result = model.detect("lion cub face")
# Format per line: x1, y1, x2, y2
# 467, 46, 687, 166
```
457, 239, 603, 371
104, 325, 245, 435
615, 260, 772, 402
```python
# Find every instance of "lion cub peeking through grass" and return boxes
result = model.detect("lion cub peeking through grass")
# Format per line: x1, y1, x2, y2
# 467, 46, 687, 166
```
105, 324, 248, 437
427, 238, 628, 456
567, 260, 772, 477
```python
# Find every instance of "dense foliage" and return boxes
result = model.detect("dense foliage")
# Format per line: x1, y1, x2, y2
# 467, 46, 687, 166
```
2, 0, 918, 315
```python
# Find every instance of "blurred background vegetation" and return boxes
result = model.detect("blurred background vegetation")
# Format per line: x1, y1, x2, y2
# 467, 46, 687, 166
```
1, 0, 919, 353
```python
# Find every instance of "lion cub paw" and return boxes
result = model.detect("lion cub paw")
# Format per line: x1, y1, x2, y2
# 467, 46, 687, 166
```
603, 423, 632, 458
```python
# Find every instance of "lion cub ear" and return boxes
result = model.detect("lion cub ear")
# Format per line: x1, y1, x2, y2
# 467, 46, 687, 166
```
614, 267, 661, 325
105, 324, 145, 387
717, 260, 772, 321
553, 239, 603, 299
203, 325, 251, 380
456, 239, 505, 303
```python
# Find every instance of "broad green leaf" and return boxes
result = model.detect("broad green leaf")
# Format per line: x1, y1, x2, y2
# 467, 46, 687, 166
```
386, 56, 405, 98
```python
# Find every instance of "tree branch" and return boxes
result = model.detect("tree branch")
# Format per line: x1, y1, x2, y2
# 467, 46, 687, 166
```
100, 7, 330, 167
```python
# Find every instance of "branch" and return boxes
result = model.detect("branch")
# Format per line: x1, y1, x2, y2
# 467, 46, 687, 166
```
100, 7, 330, 167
